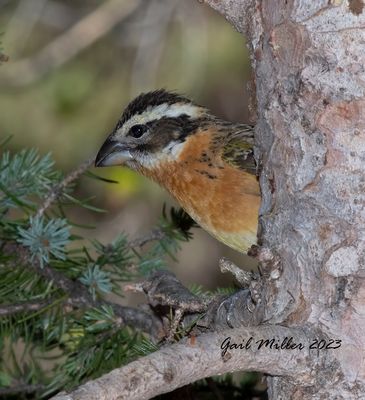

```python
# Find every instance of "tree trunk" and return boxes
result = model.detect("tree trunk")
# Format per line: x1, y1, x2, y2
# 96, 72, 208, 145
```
218, 0, 365, 397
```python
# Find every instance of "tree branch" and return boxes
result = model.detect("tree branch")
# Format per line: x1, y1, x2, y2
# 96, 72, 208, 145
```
0, 298, 53, 316
131, 269, 265, 330
127, 227, 165, 248
0, 384, 44, 396
0, 0, 142, 88
2, 242, 164, 339
35, 158, 166, 249
203, 0, 254, 34
51, 325, 317, 400
36, 157, 95, 218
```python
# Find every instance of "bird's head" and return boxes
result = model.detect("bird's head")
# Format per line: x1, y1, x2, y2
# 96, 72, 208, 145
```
95, 90, 208, 171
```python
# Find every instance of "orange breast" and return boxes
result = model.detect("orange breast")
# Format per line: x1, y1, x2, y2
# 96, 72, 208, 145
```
139, 130, 260, 252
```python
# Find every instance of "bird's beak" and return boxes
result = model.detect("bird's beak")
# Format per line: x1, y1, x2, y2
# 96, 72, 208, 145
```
95, 138, 132, 167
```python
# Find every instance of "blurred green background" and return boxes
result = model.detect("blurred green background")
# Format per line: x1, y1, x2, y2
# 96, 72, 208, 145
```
0, 0, 254, 291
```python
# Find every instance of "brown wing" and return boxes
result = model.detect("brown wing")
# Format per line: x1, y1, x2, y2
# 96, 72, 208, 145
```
211, 121, 256, 175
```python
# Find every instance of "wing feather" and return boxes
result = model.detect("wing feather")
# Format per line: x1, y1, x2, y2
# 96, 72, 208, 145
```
211, 121, 256, 174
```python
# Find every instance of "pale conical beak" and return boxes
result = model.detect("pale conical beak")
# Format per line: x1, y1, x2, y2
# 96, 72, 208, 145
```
95, 138, 132, 167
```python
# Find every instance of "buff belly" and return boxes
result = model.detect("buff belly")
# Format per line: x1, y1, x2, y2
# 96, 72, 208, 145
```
184, 207, 258, 253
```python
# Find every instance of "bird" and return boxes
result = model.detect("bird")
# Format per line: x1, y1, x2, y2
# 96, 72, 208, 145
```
95, 89, 260, 253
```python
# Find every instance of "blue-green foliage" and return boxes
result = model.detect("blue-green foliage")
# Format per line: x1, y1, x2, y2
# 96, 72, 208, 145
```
0, 147, 196, 399
79, 265, 112, 300
17, 216, 70, 268
0, 149, 60, 209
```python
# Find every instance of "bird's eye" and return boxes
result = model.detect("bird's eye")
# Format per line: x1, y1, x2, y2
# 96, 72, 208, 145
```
129, 124, 147, 138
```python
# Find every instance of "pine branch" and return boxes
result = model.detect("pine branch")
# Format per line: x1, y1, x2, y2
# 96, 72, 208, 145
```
36, 157, 94, 218
0, 384, 44, 396
0, 299, 54, 316
0, 150, 197, 395
2, 241, 164, 339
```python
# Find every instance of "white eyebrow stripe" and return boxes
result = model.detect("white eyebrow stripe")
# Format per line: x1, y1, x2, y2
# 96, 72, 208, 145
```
160, 103, 201, 118
115, 102, 203, 138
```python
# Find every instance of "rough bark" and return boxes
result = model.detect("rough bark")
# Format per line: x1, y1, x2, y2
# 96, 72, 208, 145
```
52, 325, 316, 400
234, 0, 365, 398
52, 0, 365, 398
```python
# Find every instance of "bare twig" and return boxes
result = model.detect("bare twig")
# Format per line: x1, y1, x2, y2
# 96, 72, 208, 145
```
51, 325, 316, 400
0, 298, 54, 316
127, 228, 165, 248
167, 308, 184, 342
0, 0, 142, 88
0, 383, 44, 396
0, 51, 9, 64
219, 257, 254, 287
124, 282, 144, 293
141, 270, 208, 312
31, 1, 79, 31
126, 270, 264, 330
130, 0, 177, 93
36, 157, 94, 218
4, 0, 49, 56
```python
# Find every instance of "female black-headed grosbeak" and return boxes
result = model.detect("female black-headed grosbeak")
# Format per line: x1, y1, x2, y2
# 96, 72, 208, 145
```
95, 90, 260, 253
